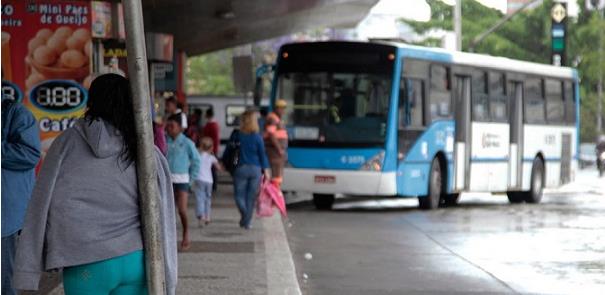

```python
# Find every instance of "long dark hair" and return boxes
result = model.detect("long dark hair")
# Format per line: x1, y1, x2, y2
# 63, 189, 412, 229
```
85, 74, 137, 165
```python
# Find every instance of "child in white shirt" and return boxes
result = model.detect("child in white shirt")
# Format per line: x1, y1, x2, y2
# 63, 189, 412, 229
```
193, 137, 223, 226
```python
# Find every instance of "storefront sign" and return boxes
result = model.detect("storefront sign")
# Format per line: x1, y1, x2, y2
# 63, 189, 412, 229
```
102, 39, 128, 76
1, 0, 92, 162
91, 1, 112, 38
146, 32, 174, 62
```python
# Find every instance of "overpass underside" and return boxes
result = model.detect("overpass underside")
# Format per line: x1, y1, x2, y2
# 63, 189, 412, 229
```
142, 0, 379, 55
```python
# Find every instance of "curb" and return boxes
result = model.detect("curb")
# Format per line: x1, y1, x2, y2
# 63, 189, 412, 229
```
262, 213, 302, 295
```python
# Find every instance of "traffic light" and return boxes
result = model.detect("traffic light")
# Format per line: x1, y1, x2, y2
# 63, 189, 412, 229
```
551, 2, 567, 66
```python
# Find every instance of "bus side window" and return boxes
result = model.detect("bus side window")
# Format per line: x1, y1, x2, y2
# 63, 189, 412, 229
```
429, 65, 452, 121
472, 70, 489, 121
545, 79, 564, 124
225, 105, 246, 126
399, 79, 424, 128
524, 78, 545, 124
489, 72, 508, 122
564, 81, 576, 125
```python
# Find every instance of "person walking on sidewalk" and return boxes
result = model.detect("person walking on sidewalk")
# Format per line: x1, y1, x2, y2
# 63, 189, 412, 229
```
193, 137, 223, 227
166, 114, 201, 250
202, 108, 220, 191
232, 110, 270, 229
153, 116, 167, 155
185, 109, 203, 145
12, 74, 178, 295
264, 99, 289, 188
1, 98, 41, 295
165, 96, 188, 129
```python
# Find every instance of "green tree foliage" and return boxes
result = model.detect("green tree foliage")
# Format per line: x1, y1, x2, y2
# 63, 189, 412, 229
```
187, 49, 237, 96
403, 0, 550, 61
402, 0, 605, 141
187, 45, 274, 97
570, 5, 605, 141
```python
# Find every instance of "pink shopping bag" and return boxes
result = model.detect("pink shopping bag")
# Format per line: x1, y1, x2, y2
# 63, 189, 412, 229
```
257, 178, 274, 217
265, 181, 287, 218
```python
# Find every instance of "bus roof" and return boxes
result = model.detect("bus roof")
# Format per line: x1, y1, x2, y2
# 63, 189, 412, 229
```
278, 41, 577, 80
385, 41, 577, 80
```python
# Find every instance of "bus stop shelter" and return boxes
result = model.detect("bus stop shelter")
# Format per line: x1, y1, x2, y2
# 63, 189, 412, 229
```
0, 1, 377, 292
142, 0, 379, 55
128, 0, 379, 293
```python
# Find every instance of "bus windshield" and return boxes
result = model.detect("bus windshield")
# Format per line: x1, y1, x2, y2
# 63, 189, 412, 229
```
277, 71, 391, 147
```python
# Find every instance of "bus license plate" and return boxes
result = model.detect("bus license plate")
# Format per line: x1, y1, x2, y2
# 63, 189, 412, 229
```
314, 175, 336, 184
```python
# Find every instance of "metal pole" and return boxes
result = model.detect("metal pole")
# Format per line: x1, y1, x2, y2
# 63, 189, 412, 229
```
122, 1, 166, 294
597, 8, 603, 134
454, 0, 462, 51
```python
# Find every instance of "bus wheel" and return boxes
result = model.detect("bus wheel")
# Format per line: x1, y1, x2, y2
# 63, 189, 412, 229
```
506, 192, 524, 204
419, 158, 442, 210
443, 193, 460, 207
313, 194, 335, 210
524, 158, 544, 204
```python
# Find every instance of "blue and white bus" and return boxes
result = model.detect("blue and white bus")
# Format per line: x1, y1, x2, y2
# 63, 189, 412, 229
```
269, 41, 578, 210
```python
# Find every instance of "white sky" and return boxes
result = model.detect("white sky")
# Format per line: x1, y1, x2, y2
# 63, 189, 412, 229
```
372, 0, 578, 22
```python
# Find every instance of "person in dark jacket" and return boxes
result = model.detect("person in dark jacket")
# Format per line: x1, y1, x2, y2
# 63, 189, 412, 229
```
232, 110, 270, 229
1, 98, 41, 295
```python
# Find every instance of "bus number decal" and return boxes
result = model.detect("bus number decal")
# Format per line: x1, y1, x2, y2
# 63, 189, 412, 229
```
481, 133, 502, 148
341, 155, 365, 164
544, 134, 556, 146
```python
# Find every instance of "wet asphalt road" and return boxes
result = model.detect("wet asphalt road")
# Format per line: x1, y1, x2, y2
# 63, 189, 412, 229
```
284, 169, 605, 295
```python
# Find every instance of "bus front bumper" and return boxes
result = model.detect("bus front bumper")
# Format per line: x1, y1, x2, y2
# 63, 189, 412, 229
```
282, 168, 397, 196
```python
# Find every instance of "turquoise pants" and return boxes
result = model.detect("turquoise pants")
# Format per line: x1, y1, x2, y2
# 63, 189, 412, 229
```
63, 250, 147, 295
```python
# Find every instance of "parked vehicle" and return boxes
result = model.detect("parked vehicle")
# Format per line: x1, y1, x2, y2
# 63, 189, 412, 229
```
268, 41, 579, 210
579, 143, 596, 168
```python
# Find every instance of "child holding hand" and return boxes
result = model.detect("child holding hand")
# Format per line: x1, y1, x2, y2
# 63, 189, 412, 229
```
193, 137, 223, 226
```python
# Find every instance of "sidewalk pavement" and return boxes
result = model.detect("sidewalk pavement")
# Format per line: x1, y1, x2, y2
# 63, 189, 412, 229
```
31, 182, 301, 295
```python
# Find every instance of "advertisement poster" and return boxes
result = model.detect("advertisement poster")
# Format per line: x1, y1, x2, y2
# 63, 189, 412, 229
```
1, 0, 92, 161
91, 1, 112, 38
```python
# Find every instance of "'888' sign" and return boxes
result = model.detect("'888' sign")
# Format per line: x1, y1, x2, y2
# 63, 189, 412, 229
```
2, 81, 23, 102
29, 80, 87, 113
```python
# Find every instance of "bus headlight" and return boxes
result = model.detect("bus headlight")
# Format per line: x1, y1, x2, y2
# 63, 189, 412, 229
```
360, 151, 384, 171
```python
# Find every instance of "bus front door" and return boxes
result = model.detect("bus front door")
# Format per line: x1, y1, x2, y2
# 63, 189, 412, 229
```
508, 81, 523, 190
454, 76, 471, 191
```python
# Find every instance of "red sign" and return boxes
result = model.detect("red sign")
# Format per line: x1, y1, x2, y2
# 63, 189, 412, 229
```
2, 0, 92, 162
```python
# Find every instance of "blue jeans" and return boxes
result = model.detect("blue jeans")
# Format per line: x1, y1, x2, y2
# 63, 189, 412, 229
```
193, 180, 213, 219
2, 233, 17, 295
233, 165, 261, 227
